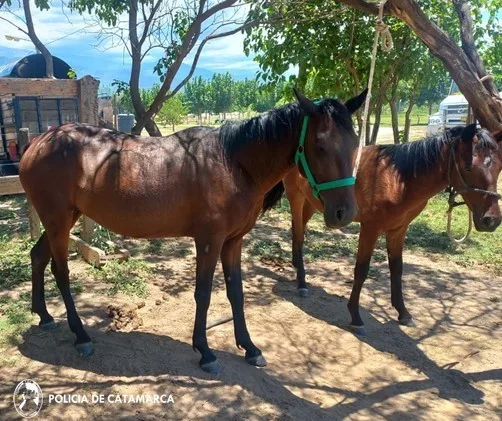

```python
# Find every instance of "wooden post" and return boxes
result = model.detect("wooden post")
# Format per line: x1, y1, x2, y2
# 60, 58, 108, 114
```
27, 198, 41, 240
81, 216, 96, 243
112, 94, 118, 129
78, 75, 100, 243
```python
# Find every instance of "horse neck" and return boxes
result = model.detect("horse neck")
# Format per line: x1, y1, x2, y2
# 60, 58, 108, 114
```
234, 126, 300, 194
403, 142, 453, 200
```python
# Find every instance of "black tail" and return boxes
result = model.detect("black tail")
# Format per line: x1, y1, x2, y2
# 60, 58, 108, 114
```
262, 181, 285, 214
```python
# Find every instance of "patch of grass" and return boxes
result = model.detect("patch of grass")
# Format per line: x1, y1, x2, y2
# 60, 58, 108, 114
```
163, 239, 192, 258
0, 236, 33, 289
249, 239, 287, 260
0, 298, 33, 345
0, 208, 17, 220
146, 239, 164, 255
303, 232, 359, 261
406, 193, 502, 273
89, 259, 151, 298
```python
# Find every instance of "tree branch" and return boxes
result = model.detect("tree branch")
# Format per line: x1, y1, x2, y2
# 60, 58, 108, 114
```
22, 0, 53, 77
0, 15, 29, 36
451, 0, 498, 95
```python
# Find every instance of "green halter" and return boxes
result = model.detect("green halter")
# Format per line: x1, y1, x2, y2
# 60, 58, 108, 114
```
295, 108, 356, 200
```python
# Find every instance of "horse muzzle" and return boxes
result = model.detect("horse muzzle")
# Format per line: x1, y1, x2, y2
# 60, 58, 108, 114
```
324, 202, 358, 229
474, 214, 502, 232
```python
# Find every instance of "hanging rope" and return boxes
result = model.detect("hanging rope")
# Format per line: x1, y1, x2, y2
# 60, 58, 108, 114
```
446, 188, 473, 246
353, 0, 393, 177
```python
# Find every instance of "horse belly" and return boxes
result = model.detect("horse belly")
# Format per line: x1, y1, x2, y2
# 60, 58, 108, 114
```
75, 185, 197, 238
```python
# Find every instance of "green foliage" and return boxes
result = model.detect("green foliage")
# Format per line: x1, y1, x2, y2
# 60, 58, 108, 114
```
66, 0, 128, 26
249, 239, 286, 260
89, 259, 151, 297
185, 76, 210, 117
90, 226, 118, 254
209, 73, 234, 115
158, 94, 188, 129
0, 237, 33, 290
67, 68, 77, 79
113, 82, 161, 115
245, 0, 501, 123
0, 298, 32, 346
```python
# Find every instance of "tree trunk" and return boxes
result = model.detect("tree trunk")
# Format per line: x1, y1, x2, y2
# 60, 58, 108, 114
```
172, 123, 175, 132
369, 98, 384, 145
23, 0, 53, 78
403, 92, 417, 143
389, 97, 399, 144
338, 0, 502, 133
428, 102, 433, 116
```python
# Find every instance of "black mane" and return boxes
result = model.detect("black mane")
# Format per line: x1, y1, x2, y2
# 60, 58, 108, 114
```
377, 126, 496, 181
219, 98, 355, 156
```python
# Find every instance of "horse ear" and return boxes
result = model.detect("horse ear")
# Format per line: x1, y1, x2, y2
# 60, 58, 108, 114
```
461, 123, 477, 143
293, 87, 318, 116
345, 88, 368, 114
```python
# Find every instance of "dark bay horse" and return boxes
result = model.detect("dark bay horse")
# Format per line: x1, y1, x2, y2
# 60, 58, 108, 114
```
19, 88, 367, 373
284, 124, 502, 335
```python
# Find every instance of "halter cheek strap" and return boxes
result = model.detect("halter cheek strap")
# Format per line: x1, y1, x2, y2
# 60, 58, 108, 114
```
295, 109, 356, 200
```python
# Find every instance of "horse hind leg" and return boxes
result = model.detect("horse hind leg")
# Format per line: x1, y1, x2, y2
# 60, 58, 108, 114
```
30, 232, 56, 329
290, 195, 314, 297
192, 236, 224, 373
44, 210, 93, 356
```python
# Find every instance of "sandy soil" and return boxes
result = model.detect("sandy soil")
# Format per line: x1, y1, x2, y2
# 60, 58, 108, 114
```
0, 210, 501, 421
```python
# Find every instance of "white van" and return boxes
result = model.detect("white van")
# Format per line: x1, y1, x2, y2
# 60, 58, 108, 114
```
427, 81, 501, 136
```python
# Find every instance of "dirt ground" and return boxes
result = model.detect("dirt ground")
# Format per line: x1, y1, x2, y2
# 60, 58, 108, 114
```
1, 206, 501, 420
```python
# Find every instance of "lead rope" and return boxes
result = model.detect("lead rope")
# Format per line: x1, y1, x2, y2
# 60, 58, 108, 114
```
446, 188, 473, 245
353, 0, 393, 177
446, 146, 472, 245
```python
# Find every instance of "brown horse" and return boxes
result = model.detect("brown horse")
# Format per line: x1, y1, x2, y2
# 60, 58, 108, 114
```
19, 88, 367, 373
284, 124, 502, 335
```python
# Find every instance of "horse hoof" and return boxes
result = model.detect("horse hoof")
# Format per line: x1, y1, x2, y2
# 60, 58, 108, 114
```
75, 342, 94, 357
200, 359, 223, 374
39, 320, 57, 331
350, 325, 367, 336
246, 354, 267, 367
298, 288, 309, 298
399, 318, 415, 327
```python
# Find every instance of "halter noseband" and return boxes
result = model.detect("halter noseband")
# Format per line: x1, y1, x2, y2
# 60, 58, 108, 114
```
295, 106, 356, 200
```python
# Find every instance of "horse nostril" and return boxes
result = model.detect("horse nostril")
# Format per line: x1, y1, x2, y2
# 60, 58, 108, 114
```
336, 208, 345, 222
482, 216, 498, 229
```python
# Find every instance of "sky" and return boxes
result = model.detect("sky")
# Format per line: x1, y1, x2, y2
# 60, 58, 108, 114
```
0, 1, 261, 88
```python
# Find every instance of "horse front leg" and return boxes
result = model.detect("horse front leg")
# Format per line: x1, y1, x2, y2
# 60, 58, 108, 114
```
221, 236, 266, 367
192, 237, 224, 374
347, 225, 379, 335
386, 227, 414, 326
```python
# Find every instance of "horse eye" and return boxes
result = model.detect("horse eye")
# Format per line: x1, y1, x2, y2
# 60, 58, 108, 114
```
316, 142, 327, 153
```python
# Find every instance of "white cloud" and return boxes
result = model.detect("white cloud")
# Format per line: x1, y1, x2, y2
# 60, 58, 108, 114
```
0, 1, 258, 77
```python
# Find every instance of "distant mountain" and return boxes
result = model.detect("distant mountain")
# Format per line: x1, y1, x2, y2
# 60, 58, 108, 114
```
0, 46, 257, 90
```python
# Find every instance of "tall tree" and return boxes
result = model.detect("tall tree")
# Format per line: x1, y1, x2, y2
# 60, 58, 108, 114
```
158, 94, 188, 132
185, 76, 209, 123
209, 73, 234, 119
73, 0, 257, 136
